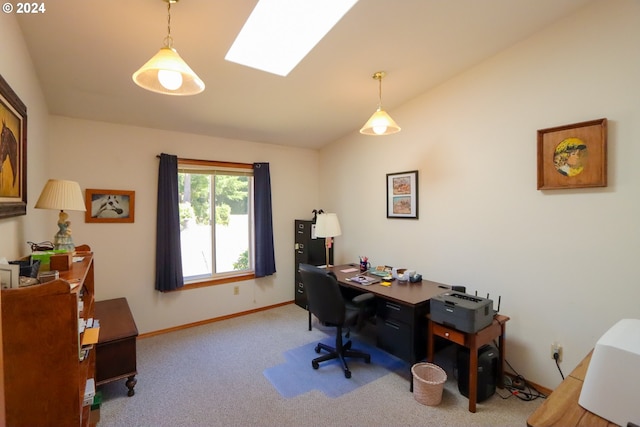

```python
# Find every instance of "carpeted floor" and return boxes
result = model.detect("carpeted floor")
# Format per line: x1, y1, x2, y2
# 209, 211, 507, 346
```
98, 303, 543, 426
264, 336, 407, 398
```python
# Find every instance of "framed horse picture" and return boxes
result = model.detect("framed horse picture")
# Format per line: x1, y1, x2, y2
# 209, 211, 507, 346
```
0, 74, 27, 218
85, 189, 135, 223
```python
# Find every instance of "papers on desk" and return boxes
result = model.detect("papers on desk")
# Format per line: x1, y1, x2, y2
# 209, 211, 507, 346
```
346, 275, 380, 286
340, 267, 358, 273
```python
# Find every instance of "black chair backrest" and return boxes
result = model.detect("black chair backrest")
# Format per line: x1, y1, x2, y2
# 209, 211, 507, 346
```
299, 264, 346, 326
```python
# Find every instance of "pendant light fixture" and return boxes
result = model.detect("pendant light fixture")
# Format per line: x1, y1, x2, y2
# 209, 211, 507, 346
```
132, 0, 205, 96
359, 71, 401, 136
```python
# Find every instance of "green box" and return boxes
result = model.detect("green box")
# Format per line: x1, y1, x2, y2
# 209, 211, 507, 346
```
31, 250, 68, 269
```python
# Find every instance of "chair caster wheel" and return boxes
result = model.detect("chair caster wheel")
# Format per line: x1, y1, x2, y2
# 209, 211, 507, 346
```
344, 370, 351, 379
312, 361, 319, 369
314, 345, 321, 354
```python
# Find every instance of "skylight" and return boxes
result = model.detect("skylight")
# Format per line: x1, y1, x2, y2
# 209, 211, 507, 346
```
225, 0, 359, 77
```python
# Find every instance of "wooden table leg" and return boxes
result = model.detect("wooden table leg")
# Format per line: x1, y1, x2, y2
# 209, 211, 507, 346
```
468, 335, 478, 413
125, 375, 137, 396
427, 320, 435, 362
497, 324, 506, 388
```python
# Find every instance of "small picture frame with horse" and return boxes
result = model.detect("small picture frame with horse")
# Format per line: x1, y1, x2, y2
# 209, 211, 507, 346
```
0, 73, 27, 219
85, 189, 136, 223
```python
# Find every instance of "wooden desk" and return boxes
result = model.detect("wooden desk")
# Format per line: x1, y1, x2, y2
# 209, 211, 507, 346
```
428, 314, 510, 413
95, 298, 139, 396
330, 265, 448, 366
527, 351, 617, 427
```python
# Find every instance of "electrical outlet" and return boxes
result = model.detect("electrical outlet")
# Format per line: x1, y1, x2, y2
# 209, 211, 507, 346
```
551, 343, 563, 362
233, 286, 239, 295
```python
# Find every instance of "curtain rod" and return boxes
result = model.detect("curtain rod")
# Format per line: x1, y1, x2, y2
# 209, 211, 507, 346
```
156, 155, 253, 169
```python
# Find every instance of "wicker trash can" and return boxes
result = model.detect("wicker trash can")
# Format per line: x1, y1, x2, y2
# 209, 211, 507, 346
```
412, 362, 447, 406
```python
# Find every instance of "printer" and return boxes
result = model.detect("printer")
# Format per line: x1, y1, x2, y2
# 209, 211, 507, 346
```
430, 291, 494, 333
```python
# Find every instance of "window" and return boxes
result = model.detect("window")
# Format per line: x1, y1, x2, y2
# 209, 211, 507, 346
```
178, 160, 254, 285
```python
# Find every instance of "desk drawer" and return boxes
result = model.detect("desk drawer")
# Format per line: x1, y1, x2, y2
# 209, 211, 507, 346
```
377, 318, 412, 362
377, 299, 413, 324
432, 323, 465, 346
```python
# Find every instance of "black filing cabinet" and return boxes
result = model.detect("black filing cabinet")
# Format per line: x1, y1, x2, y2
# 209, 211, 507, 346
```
294, 219, 333, 310
376, 298, 429, 364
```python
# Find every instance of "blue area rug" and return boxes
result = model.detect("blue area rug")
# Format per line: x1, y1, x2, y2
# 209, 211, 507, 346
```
263, 337, 407, 398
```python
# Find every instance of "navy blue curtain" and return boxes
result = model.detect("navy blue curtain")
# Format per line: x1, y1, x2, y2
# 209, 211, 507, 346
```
253, 162, 276, 277
155, 153, 184, 291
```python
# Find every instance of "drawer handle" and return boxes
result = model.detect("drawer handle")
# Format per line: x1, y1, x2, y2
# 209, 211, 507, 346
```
445, 332, 450, 337
384, 321, 401, 330
386, 303, 401, 311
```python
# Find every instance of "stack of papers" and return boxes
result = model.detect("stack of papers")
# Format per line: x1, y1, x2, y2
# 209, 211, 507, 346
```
347, 275, 380, 286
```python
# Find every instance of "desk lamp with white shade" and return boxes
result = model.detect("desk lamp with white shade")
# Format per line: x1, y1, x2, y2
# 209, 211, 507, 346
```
314, 213, 341, 267
34, 179, 86, 252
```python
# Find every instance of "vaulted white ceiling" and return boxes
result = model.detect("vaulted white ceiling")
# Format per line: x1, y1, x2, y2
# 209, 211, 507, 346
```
16, 0, 594, 149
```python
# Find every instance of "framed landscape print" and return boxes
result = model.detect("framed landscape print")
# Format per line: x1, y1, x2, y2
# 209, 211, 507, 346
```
85, 189, 135, 223
0, 74, 27, 218
537, 118, 607, 190
387, 170, 418, 219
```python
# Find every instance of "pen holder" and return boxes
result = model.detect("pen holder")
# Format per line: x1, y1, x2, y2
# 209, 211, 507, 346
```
359, 260, 370, 272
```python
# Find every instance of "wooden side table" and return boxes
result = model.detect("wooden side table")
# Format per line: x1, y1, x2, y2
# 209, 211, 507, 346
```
95, 298, 139, 396
427, 314, 510, 413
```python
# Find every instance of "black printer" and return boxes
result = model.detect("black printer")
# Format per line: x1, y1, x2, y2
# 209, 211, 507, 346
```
430, 291, 494, 333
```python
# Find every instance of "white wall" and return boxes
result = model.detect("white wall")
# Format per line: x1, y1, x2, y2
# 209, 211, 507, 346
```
0, 14, 52, 259
45, 116, 320, 333
321, 0, 640, 389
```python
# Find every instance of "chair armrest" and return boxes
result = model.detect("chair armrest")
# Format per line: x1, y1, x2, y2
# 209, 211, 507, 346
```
352, 293, 375, 305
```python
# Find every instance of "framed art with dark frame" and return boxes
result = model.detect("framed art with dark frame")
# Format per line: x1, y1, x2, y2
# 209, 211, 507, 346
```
0, 74, 27, 219
537, 118, 607, 190
85, 189, 135, 223
386, 170, 419, 219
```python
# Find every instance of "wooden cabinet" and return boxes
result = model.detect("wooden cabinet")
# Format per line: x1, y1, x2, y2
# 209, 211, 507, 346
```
1, 249, 96, 426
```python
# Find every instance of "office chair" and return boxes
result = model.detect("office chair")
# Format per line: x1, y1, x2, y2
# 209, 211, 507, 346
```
299, 263, 375, 378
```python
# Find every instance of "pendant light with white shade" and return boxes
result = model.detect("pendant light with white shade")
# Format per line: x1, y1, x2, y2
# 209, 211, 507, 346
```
132, 0, 205, 96
360, 71, 401, 136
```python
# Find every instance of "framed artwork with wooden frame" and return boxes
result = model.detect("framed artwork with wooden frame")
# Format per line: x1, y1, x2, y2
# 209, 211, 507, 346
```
386, 170, 419, 219
85, 189, 135, 223
0, 74, 27, 218
537, 118, 607, 190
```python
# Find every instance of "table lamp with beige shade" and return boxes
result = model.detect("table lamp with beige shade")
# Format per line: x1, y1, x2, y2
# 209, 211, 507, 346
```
35, 179, 86, 252
314, 213, 341, 267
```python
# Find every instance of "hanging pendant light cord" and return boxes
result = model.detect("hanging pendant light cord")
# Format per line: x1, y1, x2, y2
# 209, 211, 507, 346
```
378, 76, 383, 110
163, 1, 174, 48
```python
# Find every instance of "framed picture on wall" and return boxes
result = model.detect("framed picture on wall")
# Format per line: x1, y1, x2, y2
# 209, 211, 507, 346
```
0, 263, 19, 289
0, 74, 28, 219
85, 189, 135, 223
386, 170, 419, 219
537, 118, 607, 190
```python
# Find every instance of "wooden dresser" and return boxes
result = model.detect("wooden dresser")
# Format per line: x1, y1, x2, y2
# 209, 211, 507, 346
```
1, 249, 96, 426
95, 297, 138, 396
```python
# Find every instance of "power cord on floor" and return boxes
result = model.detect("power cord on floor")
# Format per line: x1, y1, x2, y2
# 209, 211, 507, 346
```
495, 340, 547, 402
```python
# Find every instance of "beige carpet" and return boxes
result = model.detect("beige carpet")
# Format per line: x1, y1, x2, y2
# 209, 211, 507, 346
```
98, 303, 542, 426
